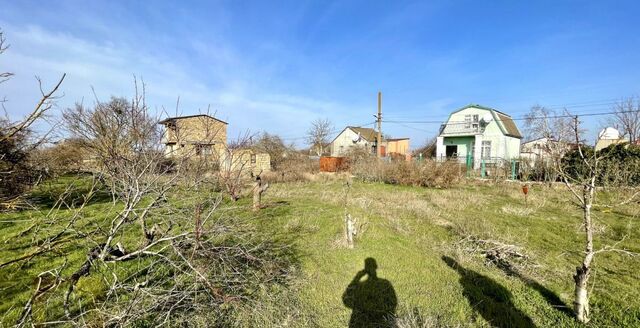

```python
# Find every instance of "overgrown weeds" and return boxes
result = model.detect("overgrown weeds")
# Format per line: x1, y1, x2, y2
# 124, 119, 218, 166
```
351, 158, 463, 188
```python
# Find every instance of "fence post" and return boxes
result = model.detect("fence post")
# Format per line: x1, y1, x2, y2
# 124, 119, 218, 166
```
481, 159, 486, 178
511, 160, 516, 180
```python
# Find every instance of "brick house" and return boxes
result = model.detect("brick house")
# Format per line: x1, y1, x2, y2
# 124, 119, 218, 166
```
158, 114, 270, 173
159, 114, 228, 158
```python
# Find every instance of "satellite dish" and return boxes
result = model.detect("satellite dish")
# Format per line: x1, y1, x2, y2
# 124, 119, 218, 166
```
352, 132, 362, 143
598, 127, 620, 140
480, 113, 493, 126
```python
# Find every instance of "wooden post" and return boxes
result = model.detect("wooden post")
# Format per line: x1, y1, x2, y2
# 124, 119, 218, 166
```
377, 91, 382, 158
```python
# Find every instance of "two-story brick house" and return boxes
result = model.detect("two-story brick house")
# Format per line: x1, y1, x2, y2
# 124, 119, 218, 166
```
158, 114, 228, 158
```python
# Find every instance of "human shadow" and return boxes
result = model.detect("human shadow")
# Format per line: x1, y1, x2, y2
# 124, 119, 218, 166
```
342, 258, 397, 328
442, 256, 535, 328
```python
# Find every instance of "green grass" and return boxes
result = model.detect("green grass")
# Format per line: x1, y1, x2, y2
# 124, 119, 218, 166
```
1, 176, 639, 327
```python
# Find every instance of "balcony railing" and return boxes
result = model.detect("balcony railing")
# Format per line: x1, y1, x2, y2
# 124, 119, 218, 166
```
440, 122, 482, 135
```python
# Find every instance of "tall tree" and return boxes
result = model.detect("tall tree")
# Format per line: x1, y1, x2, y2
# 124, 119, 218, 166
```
306, 118, 333, 156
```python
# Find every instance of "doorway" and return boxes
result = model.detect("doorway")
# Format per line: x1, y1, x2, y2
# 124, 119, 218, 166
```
446, 145, 457, 158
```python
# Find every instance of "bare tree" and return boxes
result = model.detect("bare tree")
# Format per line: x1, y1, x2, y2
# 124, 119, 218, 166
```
522, 106, 576, 183
253, 132, 289, 169
9, 82, 296, 326
0, 29, 13, 84
306, 118, 333, 156
0, 28, 66, 210
532, 110, 640, 323
608, 97, 640, 143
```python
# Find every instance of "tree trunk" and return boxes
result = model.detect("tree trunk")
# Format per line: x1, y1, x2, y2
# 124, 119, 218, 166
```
252, 178, 269, 211
574, 184, 595, 323
345, 214, 356, 249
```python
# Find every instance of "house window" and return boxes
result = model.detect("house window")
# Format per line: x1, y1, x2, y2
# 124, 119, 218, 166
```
166, 121, 177, 135
251, 154, 256, 164
195, 144, 212, 156
465, 115, 479, 130
481, 141, 492, 159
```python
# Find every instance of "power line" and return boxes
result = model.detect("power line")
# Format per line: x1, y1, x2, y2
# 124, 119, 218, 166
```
279, 121, 377, 141
383, 109, 640, 125
383, 97, 625, 120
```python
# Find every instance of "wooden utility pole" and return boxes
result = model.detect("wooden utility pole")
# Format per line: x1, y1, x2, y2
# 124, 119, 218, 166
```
377, 91, 382, 158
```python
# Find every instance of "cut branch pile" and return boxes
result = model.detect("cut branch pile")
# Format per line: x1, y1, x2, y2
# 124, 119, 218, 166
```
456, 235, 537, 274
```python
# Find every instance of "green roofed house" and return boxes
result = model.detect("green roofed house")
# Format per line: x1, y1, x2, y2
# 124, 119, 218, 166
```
436, 104, 522, 169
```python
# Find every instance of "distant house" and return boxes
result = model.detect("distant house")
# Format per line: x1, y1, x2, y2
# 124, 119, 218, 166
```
221, 148, 271, 175
159, 114, 228, 158
436, 104, 522, 168
330, 126, 410, 157
520, 137, 578, 166
385, 138, 410, 158
595, 127, 628, 151
158, 114, 270, 173
330, 126, 379, 157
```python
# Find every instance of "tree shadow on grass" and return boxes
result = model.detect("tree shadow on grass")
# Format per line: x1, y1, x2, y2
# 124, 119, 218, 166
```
442, 256, 535, 328
492, 260, 573, 317
342, 258, 397, 328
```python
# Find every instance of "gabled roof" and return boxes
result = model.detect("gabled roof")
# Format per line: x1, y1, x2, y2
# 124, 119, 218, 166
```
348, 126, 378, 142
331, 126, 379, 144
158, 114, 228, 125
494, 112, 522, 138
444, 104, 522, 139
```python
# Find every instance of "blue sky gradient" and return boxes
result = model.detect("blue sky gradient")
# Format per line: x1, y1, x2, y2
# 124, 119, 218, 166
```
2, 0, 639, 145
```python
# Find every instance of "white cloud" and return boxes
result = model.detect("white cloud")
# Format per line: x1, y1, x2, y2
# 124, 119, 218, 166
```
0, 21, 367, 145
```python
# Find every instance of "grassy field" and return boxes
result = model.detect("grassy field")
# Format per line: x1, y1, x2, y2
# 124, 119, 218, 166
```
1, 176, 639, 327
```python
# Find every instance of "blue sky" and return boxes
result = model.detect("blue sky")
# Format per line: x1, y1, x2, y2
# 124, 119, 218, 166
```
1, 0, 639, 146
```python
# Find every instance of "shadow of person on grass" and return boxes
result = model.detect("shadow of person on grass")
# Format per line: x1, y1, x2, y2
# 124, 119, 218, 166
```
442, 256, 535, 328
342, 258, 397, 327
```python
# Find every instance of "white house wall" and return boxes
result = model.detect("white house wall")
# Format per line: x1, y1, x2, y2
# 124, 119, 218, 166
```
331, 128, 372, 156
437, 106, 522, 167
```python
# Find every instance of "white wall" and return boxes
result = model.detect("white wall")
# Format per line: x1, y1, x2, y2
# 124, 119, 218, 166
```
331, 128, 373, 156
439, 106, 521, 165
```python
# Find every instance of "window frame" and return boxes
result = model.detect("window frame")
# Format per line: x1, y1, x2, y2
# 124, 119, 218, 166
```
481, 140, 492, 159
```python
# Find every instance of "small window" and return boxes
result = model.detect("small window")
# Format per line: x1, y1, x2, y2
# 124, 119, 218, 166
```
251, 154, 256, 164
481, 141, 492, 159
464, 115, 472, 129
195, 144, 212, 156
167, 121, 177, 133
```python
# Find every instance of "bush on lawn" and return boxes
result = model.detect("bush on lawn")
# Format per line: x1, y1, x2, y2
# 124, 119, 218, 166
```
350, 153, 462, 188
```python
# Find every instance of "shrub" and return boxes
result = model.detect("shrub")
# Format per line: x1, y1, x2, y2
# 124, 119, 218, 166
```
0, 121, 42, 209
351, 156, 462, 188
32, 138, 88, 176
262, 152, 318, 183
562, 143, 640, 186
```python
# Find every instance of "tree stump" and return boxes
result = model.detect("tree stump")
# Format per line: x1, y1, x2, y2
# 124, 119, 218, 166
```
252, 175, 269, 211
345, 214, 356, 249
